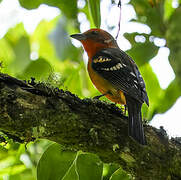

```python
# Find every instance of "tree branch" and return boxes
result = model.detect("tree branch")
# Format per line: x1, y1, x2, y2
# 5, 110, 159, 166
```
0, 73, 181, 179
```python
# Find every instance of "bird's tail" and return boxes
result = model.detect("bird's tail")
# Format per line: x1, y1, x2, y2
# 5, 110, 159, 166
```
125, 96, 146, 145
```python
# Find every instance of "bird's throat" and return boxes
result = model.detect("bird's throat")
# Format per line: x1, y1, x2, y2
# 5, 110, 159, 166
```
81, 40, 107, 58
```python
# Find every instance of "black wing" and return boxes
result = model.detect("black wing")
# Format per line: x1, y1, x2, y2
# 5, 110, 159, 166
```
92, 48, 149, 106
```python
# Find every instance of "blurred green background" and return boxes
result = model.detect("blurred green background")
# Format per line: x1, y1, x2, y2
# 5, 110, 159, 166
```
0, 0, 181, 179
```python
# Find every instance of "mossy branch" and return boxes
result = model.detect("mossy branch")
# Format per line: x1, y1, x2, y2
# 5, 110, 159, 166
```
0, 73, 181, 179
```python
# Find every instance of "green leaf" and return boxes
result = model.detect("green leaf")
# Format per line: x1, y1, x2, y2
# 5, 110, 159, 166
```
102, 163, 120, 179
164, 0, 175, 20
0, 164, 26, 176
19, 0, 78, 19
0, 39, 14, 71
62, 61, 87, 97
62, 160, 78, 180
8, 36, 31, 75
109, 167, 131, 180
87, 0, 101, 28
5, 23, 27, 42
0, 145, 8, 160
130, 0, 166, 36
32, 19, 60, 65
139, 63, 163, 120
156, 79, 181, 114
50, 17, 80, 61
20, 58, 52, 80
76, 153, 103, 180
37, 143, 77, 180
167, 7, 181, 80
44, 0, 78, 20
19, 0, 43, 9
124, 33, 158, 66
81, 3, 95, 28
16, 144, 25, 161
8, 169, 35, 180
1, 23, 29, 75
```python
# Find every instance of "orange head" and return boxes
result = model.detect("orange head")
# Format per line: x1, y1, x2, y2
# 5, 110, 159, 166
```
70, 29, 118, 58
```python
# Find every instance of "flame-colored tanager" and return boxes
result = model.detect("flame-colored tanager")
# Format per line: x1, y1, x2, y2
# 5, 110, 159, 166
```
71, 29, 149, 145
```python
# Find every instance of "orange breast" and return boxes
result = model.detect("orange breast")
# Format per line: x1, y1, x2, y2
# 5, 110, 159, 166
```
87, 60, 126, 105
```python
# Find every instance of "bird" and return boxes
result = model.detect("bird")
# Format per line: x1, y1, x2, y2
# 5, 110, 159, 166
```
70, 29, 149, 145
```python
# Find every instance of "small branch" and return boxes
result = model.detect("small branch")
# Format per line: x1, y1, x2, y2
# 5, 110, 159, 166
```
0, 73, 181, 179
115, 0, 121, 40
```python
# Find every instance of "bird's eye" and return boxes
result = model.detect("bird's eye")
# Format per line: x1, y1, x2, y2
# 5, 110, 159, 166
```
91, 31, 99, 35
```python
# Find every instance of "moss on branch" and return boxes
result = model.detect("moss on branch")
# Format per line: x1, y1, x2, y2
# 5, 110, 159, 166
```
0, 73, 181, 179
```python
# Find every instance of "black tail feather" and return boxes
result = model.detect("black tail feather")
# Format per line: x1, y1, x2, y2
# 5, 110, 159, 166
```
125, 96, 146, 145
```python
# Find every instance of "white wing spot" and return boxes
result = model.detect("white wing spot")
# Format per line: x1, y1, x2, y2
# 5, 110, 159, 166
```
101, 68, 109, 71
104, 39, 112, 43
134, 84, 138, 89
116, 64, 120, 69
94, 59, 98, 63
130, 72, 136, 77
94, 57, 112, 63
116, 63, 123, 69
99, 57, 103, 62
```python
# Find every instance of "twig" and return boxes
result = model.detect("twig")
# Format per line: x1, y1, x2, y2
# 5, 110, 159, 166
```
115, 0, 121, 40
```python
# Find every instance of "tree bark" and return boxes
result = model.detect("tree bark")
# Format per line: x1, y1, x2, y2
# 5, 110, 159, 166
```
0, 72, 181, 179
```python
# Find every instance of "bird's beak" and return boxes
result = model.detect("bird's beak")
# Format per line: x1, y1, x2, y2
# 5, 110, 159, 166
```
70, 33, 86, 41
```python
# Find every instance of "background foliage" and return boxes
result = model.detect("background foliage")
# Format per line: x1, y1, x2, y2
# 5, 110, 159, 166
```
0, 0, 180, 179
